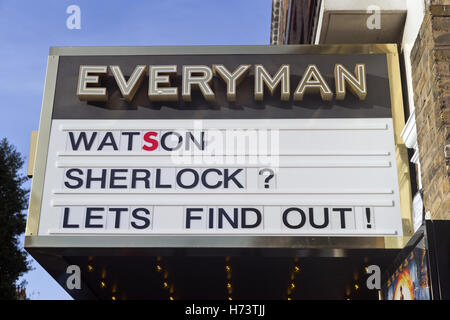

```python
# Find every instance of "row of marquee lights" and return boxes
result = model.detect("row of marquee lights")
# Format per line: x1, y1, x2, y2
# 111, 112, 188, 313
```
77, 64, 367, 102
225, 256, 233, 300
85, 258, 369, 299
89, 256, 233, 300
344, 264, 373, 300
155, 256, 176, 300
86, 258, 121, 300
85, 256, 307, 299
79, 256, 375, 300
85, 256, 175, 300
86, 256, 232, 300
283, 260, 370, 300
286, 258, 301, 300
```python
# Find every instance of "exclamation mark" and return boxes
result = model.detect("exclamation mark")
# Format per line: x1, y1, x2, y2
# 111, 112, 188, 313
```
365, 208, 372, 229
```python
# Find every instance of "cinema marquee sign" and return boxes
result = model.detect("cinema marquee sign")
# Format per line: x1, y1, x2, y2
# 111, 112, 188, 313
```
26, 45, 412, 247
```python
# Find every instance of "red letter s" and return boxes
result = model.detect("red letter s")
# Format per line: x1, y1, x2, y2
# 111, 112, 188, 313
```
142, 131, 159, 151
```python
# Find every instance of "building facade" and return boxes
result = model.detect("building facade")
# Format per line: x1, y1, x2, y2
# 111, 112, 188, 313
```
271, 0, 449, 299
23, 1, 449, 300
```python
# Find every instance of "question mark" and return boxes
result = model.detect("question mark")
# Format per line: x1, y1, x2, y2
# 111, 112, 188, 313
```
259, 168, 275, 189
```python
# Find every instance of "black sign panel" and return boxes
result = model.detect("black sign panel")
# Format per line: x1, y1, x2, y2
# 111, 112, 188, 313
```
52, 54, 391, 119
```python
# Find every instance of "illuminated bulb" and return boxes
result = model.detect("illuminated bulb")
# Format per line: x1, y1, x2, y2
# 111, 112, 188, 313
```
294, 266, 300, 273
163, 282, 169, 289
225, 265, 231, 272
354, 284, 359, 291
156, 265, 162, 272
290, 282, 295, 289
87, 265, 94, 272
169, 296, 174, 300
101, 269, 107, 280
364, 266, 369, 273
100, 281, 106, 288
111, 296, 116, 301
226, 283, 232, 289
287, 297, 292, 301
228, 297, 232, 300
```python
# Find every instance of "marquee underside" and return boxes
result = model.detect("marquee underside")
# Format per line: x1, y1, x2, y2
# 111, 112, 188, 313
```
27, 245, 399, 300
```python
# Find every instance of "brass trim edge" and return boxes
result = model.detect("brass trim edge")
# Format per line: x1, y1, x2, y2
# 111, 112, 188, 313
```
25, 56, 59, 237
27, 131, 38, 178
384, 45, 414, 249
25, 235, 386, 250
49, 43, 398, 56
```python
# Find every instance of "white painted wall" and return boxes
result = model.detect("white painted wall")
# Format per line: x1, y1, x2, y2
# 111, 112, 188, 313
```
322, 0, 407, 11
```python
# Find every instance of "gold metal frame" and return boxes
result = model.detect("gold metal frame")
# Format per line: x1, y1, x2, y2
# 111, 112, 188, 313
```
25, 55, 59, 236
27, 131, 38, 178
25, 44, 413, 250
385, 45, 413, 248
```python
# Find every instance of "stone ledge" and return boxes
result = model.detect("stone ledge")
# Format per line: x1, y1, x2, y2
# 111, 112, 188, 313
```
430, 5, 450, 16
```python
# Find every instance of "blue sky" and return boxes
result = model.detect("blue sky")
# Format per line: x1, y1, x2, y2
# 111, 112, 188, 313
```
0, 0, 271, 299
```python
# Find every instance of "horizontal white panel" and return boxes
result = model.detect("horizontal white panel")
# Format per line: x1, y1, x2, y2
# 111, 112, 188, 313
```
46, 205, 399, 236
37, 118, 403, 237
59, 127, 393, 155
55, 166, 397, 191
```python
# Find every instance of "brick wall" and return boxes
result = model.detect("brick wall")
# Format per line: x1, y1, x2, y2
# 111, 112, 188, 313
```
411, 3, 450, 219
270, 0, 289, 45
